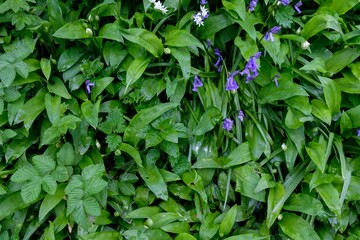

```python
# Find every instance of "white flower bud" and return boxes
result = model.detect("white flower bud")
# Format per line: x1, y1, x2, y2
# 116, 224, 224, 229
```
296, 27, 301, 35
164, 48, 171, 54
85, 28, 93, 36
281, 143, 287, 151
301, 40, 310, 50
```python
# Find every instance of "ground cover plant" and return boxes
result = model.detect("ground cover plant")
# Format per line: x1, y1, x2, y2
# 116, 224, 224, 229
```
0, 0, 360, 239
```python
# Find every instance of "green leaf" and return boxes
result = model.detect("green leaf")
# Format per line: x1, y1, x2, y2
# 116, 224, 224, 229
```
42, 175, 57, 195
78, 232, 122, 240
340, 111, 352, 134
103, 42, 127, 68
279, 212, 321, 240
315, 183, 341, 217
221, 0, 245, 20
121, 28, 163, 57
299, 58, 326, 73
83, 196, 101, 216
44, 93, 61, 124
283, 193, 326, 216
258, 79, 309, 104
311, 99, 331, 125
123, 102, 179, 146
0, 62, 16, 87
43, 222, 55, 240
14, 88, 46, 129
193, 107, 222, 135
305, 136, 328, 172
175, 233, 196, 240
320, 0, 360, 16
199, 212, 220, 240
318, 76, 341, 115
138, 164, 168, 200
145, 212, 181, 229
161, 222, 190, 234
125, 56, 152, 93
11, 165, 39, 183
284, 96, 312, 115
21, 179, 42, 203
57, 142, 75, 165
82, 164, 105, 180
57, 47, 85, 72
266, 182, 285, 229
118, 142, 143, 167
260, 34, 288, 66
234, 36, 259, 60
47, 0, 65, 30
325, 47, 360, 75
198, 13, 233, 40
53, 21, 92, 39
90, 77, 114, 100
40, 58, 51, 81
14, 61, 28, 79
274, 6, 295, 28
98, 22, 124, 43
182, 170, 207, 203
125, 206, 161, 219
53, 165, 72, 182
224, 142, 252, 167
301, 14, 343, 39
84, 177, 108, 195
39, 183, 66, 221
169, 47, 191, 80
219, 204, 237, 237
32, 155, 56, 175
47, 77, 71, 99
0, 191, 28, 220
164, 30, 204, 50
81, 98, 101, 129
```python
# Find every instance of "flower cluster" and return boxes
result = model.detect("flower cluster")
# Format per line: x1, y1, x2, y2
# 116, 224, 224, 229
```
223, 118, 234, 131
249, 0, 258, 11
193, 2, 209, 26
149, 0, 168, 14
192, 75, 203, 91
226, 71, 240, 91
240, 52, 262, 83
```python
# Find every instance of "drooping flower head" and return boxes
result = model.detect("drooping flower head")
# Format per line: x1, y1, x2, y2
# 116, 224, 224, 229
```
294, 1, 302, 14
223, 118, 234, 131
214, 48, 223, 72
238, 110, 245, 122
273, 73, 280, 87
200, 0, 208, 5
357, 129, 360, 137
225, 70, 240, 91
240, 52, 262, 83
85, 80, 95, 94
249, 0, 258, 11
193, 4, 209, 26
192, 75, 203, 91
279, 0, 290, 6
149, 0, 168, 14
264, 26, 281, 42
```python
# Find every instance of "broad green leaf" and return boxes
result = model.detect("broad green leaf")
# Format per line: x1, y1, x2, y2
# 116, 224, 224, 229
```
118, 143, 143, 167
124, 102, 179, 146
14, 88, 46, 129
90, 77, 114, 100
0, 192, 28, 220
82, 164, 105, 180
78, 232, 122, 240
236, 12, 257, 40
125, 207, 161, 219
346, 105, 360, 128
258, 79, 308, 104
260, 34, 288, 66
285, 107, 310, 129
305, 136, 327, 172
193, 107, 222, 135
336, 73, 360, 94
39, 183, 66, 221
198, 13, 233, 40
169, 47, 191, 80
309, 168, 335, 191
81, 98, 101, 129
320, 0, 360, 15
53, 21, 92, 39
145, 212, 182, 229
103, 42, 127, 68
121, 28, 163, 57
44, 93, 61, 124
5, 135, 37, 162
165, 30, 204, 50
234, 36, 259, 60
161, 222, 190, 234
47, 0, 65, 30
346, 176, 360, 201
47, 77, 71, 99
175, 233, 196, 240
40, 58, 51, 81
266, 182, 285, 229
32, 155, 56, 175
283, 193, 326, 216
299, 58, 326, 73
42, 175, 57, 195
54, 166, 72, 182
284, 96, 312, 115
14, 61, 28, 79
222, 0, 245, 20
318, 76, 342, 116
199, 212, 220, 240
83, 196, 101, 216
138, 164, 168, 200
311, 99, 331, 125
316, 183, 341, 217
223, 142, 252, 167
11, 165, 39, 183
224, 234, 267, 240
57, 47, 85, 72
0, 62, 16, 87
125, 56, 152, 93
301, 14, 343, 39
57, 142, 75, 165
98, 22, 124, 43
254, 174, 276, 193
21, 179, 42, 203
279, 212, 320, 240
43, 222, 55, 240
234, 165, 265, 202
182, 170, 207, 203
219, 204, 237, 237
325, 47, 360, 75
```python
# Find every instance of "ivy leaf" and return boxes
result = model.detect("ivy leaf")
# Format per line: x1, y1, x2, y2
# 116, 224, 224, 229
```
275, 6, 295, 28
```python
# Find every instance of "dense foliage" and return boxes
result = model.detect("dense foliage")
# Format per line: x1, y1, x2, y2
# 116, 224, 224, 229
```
0, 0, 360, 239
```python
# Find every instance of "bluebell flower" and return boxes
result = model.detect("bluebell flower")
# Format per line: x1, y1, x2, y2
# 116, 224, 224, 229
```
279, 0, 290, 6
192, 75, 203, 91
273, 73, 280, 87
249, 0, 258, 11
85, 80, 95, 94
225, 71, 240, 91
264, 26, 281, 42
240, 52, 261, 83
223, 118, 234, 131
294, 1, 302, 14
214, 48, 223, 72
200, 0, 207, 5
238, 110, 245, 122
357, 129, 360, 137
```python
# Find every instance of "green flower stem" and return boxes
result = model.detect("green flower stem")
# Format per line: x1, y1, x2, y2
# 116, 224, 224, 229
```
260, 147, 283, 166
233, 92, 243, 144
223, 168, 232, 212
291, 67, 321, 87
